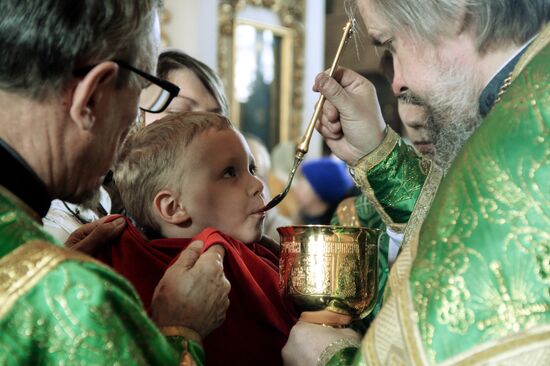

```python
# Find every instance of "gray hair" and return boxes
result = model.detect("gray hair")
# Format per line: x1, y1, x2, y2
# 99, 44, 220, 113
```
0, 0, 162, 99
355, 0, 549, 52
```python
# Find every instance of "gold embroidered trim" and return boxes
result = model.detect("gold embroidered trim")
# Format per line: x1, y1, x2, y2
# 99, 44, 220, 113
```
396, 231, 430, 366
0, 185, 42, 223
336, 197, 360, 227
352, 127, 400, 174
403, 165, 443, 261
364, 312, 381, 366
0, 240, 101, 319
360, 162, 442, 365
386, 161, 442, 288
440, 324, 550, 366
317, 337, 361, 366
160, 326, 203, 347
350, 129, 405, 232
511, 23, 550, 82
496, 24, 550, 105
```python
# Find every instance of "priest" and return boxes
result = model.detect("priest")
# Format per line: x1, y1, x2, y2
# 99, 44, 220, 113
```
283, 0, 550, 364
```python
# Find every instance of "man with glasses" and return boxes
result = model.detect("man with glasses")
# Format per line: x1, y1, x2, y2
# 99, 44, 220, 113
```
0, 1, 230, 364
43, 62, 182, 243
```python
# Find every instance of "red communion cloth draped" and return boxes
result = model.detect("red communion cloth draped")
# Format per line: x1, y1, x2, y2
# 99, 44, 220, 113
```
96, 216, 296, 366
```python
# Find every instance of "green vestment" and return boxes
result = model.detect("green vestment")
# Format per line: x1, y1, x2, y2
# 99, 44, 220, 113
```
0, 187, 204, 365
325, 23, 550, 365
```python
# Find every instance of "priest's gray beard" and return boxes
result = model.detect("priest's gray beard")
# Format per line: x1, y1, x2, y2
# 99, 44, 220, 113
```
423, 65, 484, 173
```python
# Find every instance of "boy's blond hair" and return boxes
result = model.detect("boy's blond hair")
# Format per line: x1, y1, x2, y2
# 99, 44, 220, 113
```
114, 111, 232, 233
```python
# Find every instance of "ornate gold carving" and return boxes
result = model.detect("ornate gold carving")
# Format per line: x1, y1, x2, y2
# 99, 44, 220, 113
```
160, 7, 172, 48
217, 0, 305, 141
279, 225, 380, 320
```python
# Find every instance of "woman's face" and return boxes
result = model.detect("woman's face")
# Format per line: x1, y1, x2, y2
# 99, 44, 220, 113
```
144, 68, 221, 125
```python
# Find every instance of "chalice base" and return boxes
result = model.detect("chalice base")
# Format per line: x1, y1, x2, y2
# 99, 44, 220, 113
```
300, 310, 352, 327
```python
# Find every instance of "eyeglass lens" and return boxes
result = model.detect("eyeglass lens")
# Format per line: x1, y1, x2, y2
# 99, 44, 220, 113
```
139, 84, 172, 113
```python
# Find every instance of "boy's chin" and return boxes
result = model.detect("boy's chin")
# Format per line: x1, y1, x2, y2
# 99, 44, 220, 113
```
237, 229, 263, 245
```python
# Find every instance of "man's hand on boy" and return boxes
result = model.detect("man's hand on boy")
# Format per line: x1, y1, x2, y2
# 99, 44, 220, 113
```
151, 241, 231, 338
65, 215, 126, 255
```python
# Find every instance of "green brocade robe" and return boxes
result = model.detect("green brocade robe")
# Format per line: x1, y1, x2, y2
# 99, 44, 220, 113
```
326, 23, 550, 365
0, 188, 204, 365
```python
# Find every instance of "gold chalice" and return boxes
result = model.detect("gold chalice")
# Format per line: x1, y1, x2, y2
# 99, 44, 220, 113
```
278, 225, 381, 327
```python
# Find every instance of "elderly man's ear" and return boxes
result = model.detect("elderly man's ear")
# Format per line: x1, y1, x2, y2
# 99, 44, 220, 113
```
69, 61, 119, 131
153, 190, 190, 225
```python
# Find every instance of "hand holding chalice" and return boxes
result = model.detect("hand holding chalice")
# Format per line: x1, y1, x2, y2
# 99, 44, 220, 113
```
278, 225, 380, 327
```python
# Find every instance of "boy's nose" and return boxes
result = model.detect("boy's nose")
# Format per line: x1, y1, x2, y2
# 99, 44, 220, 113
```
250, 175, 265, 197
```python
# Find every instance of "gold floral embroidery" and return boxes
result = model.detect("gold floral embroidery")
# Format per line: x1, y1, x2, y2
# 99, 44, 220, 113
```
0, 241, 98, 319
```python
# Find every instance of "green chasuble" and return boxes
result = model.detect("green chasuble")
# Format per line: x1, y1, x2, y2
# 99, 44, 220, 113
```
0, 187, 204, 365
325, 22, 550, 366
325, 129, 441, 365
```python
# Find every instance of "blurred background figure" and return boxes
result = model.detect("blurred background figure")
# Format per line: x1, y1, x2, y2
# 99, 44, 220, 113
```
268, 141, 300, 222
294, 157, 356, 225
246, 135, 292, 240
143, 49, 229, 125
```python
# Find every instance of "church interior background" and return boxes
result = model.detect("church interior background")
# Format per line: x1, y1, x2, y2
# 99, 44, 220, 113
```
160, 0, 401, 158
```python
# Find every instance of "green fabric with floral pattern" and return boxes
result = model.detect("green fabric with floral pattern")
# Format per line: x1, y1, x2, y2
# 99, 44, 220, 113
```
409, 37, 550, 363
0, 190, 202, 365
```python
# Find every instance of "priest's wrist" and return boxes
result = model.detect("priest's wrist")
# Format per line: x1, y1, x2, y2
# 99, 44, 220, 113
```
160, 325, 203, 347
347, 124, 389, 167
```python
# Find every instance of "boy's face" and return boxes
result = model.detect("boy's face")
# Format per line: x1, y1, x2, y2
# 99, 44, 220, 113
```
180, 127, 266, 244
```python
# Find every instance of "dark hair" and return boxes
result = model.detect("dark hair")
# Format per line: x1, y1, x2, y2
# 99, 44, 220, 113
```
0, 0, 161, 99
157, 50, 229, 116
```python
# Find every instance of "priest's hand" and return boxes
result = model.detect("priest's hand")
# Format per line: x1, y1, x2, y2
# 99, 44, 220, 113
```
65, 215, 126, 255
313, 67, 387, 166
151, 241, 231, 338
282, 320, 361, 366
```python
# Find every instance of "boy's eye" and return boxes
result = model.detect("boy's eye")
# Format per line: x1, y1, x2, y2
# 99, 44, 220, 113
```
249, 164, 257, 176
223, 167, 236, 178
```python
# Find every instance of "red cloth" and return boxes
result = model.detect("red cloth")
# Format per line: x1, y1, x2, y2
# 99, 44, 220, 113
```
96, 216, 296, 366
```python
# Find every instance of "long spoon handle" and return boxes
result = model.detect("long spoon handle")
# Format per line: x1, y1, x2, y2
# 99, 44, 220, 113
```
295, 19, 355, 157
259, 20, 356, 213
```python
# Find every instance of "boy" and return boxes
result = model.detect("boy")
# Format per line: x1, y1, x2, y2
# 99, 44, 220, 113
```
97, 112, 295, 366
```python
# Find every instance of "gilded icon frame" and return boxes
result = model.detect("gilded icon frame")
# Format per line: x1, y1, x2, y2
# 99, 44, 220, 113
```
218, 0, 305, 148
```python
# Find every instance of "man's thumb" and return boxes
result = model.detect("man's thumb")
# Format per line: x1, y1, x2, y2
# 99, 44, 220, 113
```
205, 244, 225, 259
175, 240, 204, 270
316, 72, 347, 107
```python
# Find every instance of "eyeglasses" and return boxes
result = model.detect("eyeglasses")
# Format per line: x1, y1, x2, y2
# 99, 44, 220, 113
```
73, 60, 180, 113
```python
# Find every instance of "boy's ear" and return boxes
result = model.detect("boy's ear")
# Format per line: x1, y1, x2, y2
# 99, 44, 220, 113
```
153, 190, 190, 224
69, 61, 119, 131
